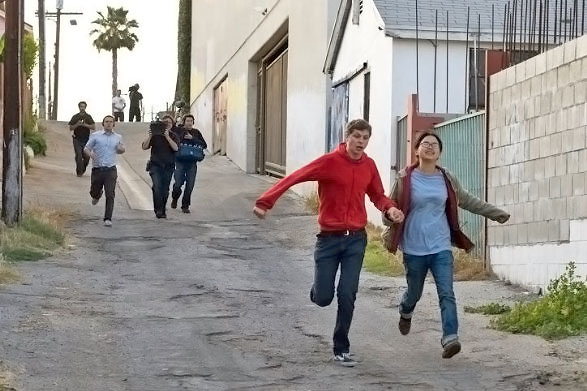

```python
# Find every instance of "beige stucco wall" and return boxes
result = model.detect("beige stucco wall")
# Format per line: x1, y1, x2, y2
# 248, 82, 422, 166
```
191, 0, 338, 179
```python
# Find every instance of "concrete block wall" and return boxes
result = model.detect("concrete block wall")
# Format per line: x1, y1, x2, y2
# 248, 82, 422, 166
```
487, 36, 587, 290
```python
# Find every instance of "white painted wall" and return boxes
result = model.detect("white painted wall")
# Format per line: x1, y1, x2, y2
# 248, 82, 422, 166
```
330, 0, 394, 224
491, 219, 587, 291
191, 0, 336, 181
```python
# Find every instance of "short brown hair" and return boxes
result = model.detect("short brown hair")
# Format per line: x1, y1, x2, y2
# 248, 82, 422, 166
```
344, 119, 372, 138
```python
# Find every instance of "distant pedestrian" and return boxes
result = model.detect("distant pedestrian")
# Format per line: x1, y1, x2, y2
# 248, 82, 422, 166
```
68, 101, 96, 177
112, 89, 126, 122
253, 119, 403, 367
171, 114, 207, 213
128, 83, 143, 122
84, 115, 125, 227
382, 132, 510, 359
142, 115, 178, 218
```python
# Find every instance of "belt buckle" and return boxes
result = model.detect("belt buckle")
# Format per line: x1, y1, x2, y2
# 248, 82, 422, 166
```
344, 230, 350, 236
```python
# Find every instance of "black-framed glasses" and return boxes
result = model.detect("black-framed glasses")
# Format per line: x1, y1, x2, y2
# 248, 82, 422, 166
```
420, 141, 439, 149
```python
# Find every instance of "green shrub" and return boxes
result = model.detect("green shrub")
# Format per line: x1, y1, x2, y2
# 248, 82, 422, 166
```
491, 262, 587, 339
23, 113, 47, 156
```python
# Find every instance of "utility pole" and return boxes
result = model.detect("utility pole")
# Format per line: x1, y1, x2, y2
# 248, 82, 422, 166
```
38, 0, 47, 119
41, 1, 81, 120
52, 0, 62, 120
3, 0, 25, 225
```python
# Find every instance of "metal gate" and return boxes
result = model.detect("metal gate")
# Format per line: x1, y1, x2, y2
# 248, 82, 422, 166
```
329, 82, 348, 151
263, 49, 288, 176
396, 114, 408, 170
434, 111, 486, 256
213, 79, 228, 155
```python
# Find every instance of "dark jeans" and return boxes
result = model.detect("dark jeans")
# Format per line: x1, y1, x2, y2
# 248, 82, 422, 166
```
90, 166, 117, 221
310, 231, 367, 355
129, 107, 141, 122
149, 163, 174, 215
172, 161, 197, 209
400, 250, 458, 346
73, 137, 90, 175
113, 111, 124, 122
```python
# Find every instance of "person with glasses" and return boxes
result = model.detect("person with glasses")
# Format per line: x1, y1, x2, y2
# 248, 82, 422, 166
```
383, 132, 510, 359
142, 115, 178, 218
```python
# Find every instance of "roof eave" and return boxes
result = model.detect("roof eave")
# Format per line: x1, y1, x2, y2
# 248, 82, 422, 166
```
323, 0, 352, 75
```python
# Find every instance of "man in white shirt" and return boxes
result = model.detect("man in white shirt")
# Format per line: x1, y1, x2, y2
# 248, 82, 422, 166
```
112, 89, 126, 122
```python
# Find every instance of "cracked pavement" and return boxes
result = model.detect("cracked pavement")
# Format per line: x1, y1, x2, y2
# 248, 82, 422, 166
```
0, 121, 586, 390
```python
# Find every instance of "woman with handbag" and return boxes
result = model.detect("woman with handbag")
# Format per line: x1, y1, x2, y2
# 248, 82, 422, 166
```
171, 114, 207, 213
142, 115, 179, 218
383, 132, 510, 359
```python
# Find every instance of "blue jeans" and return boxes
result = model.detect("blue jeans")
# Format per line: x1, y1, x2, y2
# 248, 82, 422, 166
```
310, 232, 367, 355
149, 163, 174, 215
400, 250, 458, 346
172, 161, 197, 209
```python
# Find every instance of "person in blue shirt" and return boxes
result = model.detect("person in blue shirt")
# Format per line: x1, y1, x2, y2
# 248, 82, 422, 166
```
84, 115, 125, 227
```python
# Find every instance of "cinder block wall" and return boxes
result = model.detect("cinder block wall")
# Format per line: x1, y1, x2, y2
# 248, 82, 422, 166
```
488, 36, 587, 291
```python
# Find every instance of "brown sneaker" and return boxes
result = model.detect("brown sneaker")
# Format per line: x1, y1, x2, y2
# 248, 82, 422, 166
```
442, 340, 461, 359
398, 316, 412, 335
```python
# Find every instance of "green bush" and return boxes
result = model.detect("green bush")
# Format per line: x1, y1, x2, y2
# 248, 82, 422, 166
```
24, 129, 47, 156
491, 262, 587, 339
23, 113, 47, 156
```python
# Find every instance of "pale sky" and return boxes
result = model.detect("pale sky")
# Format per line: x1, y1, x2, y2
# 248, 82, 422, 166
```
24, 0, 180, 122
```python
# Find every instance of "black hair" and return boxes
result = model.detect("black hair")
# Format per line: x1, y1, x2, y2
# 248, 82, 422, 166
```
415, 132, 443, 152
183, 114, 195, 122
78, 101, 87, 107
102, 115, 115, 126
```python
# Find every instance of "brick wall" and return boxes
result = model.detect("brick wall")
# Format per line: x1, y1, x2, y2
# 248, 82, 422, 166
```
487, 36, 587, 290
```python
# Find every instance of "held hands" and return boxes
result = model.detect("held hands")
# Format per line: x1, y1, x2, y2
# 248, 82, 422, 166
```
386, 207, 404, 224
253, 206, 267, 219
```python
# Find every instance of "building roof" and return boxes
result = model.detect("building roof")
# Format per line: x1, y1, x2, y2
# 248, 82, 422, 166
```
373, 0, 510, 35
325, 0, 562, 74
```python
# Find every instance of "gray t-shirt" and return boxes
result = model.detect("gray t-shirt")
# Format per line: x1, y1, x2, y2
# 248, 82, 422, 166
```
401, 169, 452, 255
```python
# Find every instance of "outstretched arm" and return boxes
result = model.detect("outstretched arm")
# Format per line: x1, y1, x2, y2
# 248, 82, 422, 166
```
449, 171, 510, 223
254, 155, 327, 217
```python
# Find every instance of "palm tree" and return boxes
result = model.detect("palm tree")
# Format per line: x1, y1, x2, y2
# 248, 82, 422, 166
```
175, 0, 191, 114
90, 6, 139, 96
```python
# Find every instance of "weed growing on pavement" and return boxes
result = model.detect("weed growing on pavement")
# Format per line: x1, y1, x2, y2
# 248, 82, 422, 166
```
0, 207, 68, 262
491, 262, 587, 339
464, 303, 511, 315
0, 257, 20, 284
303, 191, 320, 214
363, 223, 404, 277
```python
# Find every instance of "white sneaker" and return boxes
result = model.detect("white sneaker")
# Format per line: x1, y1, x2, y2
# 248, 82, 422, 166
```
103, 220, 112, 227
333, 353, 356, 367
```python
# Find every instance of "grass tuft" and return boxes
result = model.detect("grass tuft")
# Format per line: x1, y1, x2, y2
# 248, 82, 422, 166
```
303, 191, 320, 215
464, 303, 511, 315
0, 207, 68, 263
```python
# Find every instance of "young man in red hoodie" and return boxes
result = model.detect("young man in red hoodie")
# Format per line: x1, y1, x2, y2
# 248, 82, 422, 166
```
253, 119, 404, 367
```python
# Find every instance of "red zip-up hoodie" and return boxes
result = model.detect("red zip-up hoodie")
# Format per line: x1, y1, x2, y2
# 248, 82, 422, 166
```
255, 143, 395, 231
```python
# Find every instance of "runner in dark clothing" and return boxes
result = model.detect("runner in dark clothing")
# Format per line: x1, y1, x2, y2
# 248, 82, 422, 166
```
128, 83, 143, 122
68, 101, 96, 176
